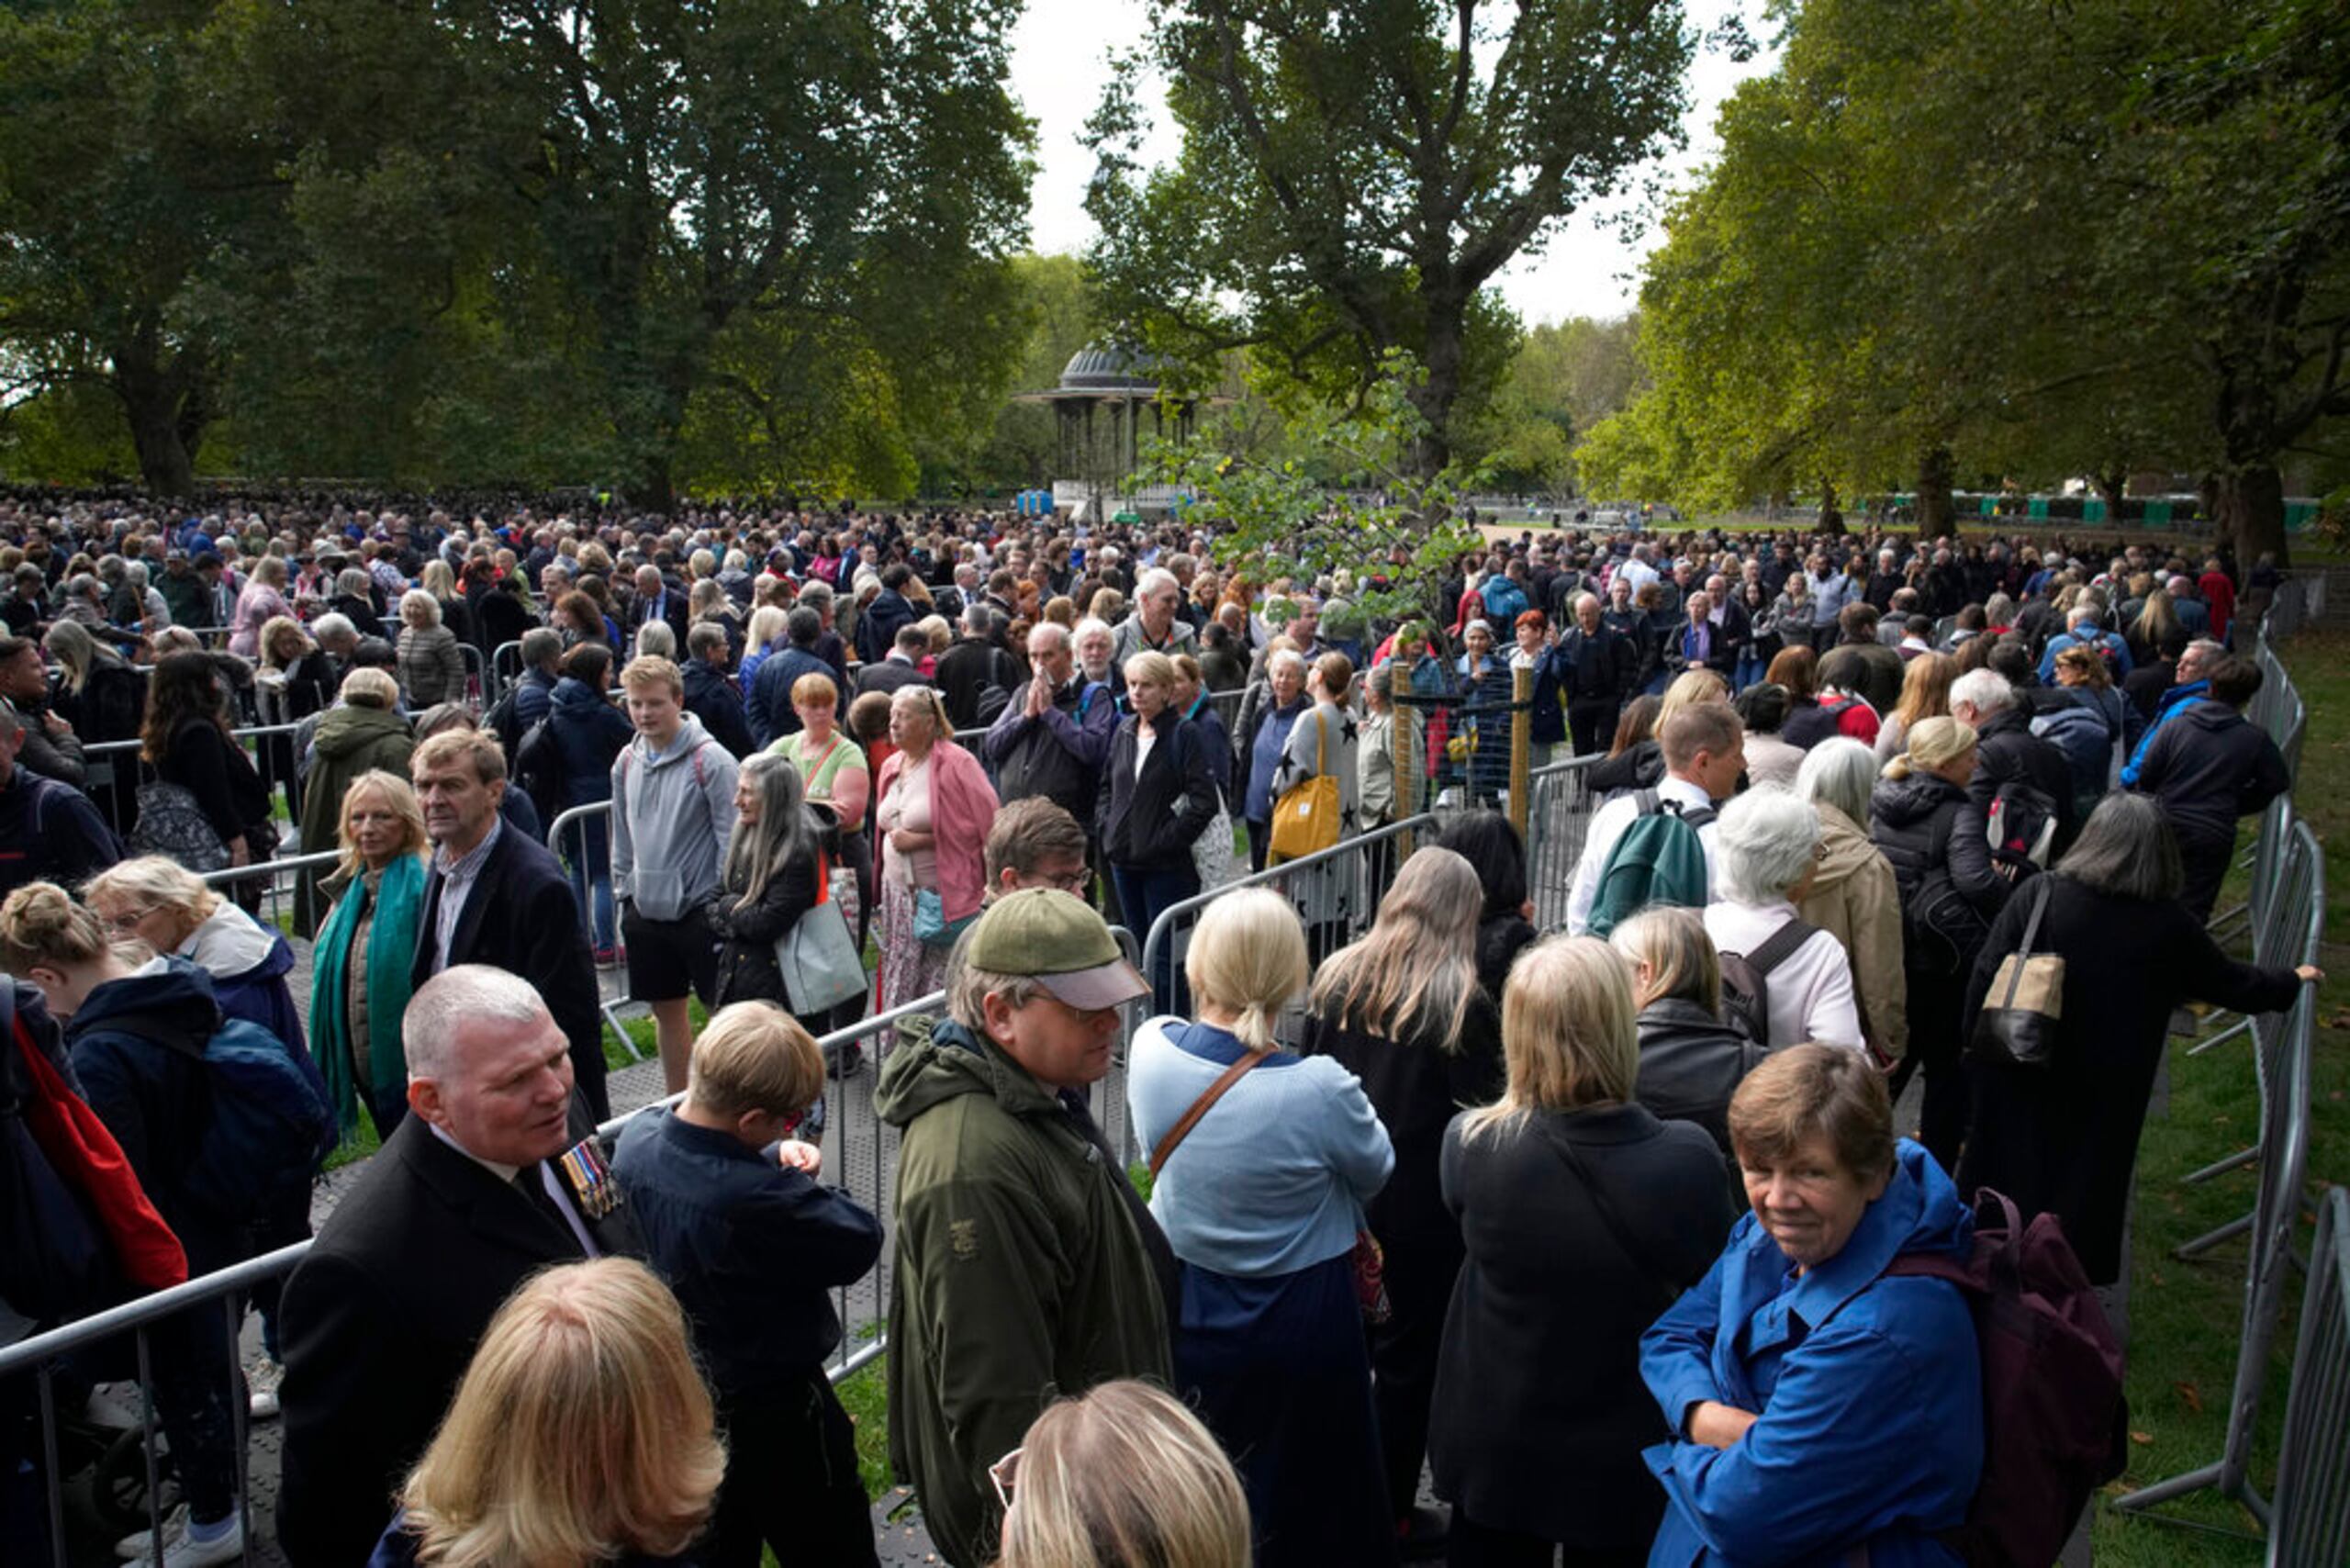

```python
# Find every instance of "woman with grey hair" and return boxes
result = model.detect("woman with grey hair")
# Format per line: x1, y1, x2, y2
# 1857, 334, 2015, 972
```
1700, 786, 1863, 1051
1240, 645, 1312, 872
1960, 793, 2320, 1285
1795, 739, 1906, 1064
396, 588, 466, 707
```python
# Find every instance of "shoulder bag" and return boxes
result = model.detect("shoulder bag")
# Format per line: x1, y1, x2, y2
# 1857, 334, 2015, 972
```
1968, 877, 2063, 1069
1147, 1031, 1391, 1323
129, 768, 229, 874
777, 854, 868, 1016
1268, 709, 1340, 863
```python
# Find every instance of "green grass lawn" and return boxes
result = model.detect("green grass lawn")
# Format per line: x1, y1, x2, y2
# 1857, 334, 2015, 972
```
2087, 625, 2350, 1563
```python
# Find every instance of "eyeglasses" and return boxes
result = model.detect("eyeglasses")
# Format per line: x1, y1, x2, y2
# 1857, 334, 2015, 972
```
989, 1446, 1022, 1509
100, 907, 157, 935
1036, 866, 1091, 895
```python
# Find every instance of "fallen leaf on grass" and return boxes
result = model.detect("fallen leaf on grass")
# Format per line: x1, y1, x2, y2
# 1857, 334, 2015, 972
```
2174, 1382, 2204, 1414
2131, 1430, 2154, 1445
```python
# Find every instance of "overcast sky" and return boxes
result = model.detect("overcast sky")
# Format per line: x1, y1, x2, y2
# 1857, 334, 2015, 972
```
1006, 1, 1780, 327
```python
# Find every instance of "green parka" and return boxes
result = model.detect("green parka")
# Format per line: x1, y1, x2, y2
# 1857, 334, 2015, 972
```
874, 1018, 1171, 1568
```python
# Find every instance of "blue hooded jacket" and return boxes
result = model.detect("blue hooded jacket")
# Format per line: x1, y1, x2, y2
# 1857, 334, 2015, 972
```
1639, 1140, 1982, 1568
2118, 678, 2209, 789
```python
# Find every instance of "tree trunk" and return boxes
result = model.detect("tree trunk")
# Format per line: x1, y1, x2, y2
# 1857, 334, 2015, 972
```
111, 342, 204, 496
2220, 464, 2289, 569
1916, 445, 1957, 538
1406, 297, 1465, 477
1817, 480, 1844, 536
2093, 468, 2126, 521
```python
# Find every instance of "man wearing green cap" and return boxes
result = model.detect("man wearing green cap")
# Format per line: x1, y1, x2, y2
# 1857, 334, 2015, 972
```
875, 888, 1174, 1567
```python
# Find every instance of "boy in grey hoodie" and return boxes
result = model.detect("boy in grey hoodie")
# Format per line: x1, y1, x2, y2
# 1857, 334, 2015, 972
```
612, 655, 740, 1092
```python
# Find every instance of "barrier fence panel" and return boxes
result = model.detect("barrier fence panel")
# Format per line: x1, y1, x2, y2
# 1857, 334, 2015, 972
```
491, 639, 523, 697
2117, 983, 2319, 1529
2266, 1186, 2350, 1566
1524, 754, 1604, 930
83, 722, 309, 850
2177, 824, 2325, 1246
544, 801, 643, 1059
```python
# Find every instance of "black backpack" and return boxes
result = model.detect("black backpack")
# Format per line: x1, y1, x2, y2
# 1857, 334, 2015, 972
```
511, 715, 563, 827
484, 683, 525, 762
1718, 917, 1818, 1047
1905, 867, 1996, 979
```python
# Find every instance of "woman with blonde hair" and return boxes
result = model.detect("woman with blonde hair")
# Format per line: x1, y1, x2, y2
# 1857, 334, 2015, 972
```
1125, 887, 1395, 1566
1431, 936, 1733, 1566
1300, 847, 1503, 1556
372, 1258, 726, 1568
1874, 650, 1956, 767
994, 1380, 1250, 1568
1656, 666, 1728, 730
84, 855, 308, 1058
397, 588, 467, 708
308, 769, 431, 1137
1099, 651, 1218, 1008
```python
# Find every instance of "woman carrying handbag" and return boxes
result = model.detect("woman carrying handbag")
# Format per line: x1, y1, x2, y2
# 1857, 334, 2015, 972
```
708, 755, 869, 1081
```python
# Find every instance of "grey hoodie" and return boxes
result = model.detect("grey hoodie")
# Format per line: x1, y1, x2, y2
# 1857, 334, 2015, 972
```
609, 712, 740, 920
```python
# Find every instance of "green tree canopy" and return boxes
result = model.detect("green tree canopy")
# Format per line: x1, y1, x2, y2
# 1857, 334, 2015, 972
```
1084, 0, 1697, 475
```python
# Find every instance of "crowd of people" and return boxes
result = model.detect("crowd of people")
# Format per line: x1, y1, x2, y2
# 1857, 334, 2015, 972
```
0, 485, 2324, 1568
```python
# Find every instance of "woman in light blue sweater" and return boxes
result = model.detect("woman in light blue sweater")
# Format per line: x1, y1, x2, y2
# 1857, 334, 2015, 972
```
1126, 886, 1397, 1567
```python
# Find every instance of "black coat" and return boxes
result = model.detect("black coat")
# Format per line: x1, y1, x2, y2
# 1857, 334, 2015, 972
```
681, 655, 755, 758
1429, 1103, 1734, 1548
277, 1106, 640, 1568
1868, 772, 2010, 943
2131, 700, 2288, 846
411, 824, 608, 1119
1958, 876, 2302, 1283
1555, 625, 1639, 703
1299, 997, 1504, 1255
1632, 997, 1767, 1161
705, 839, 821, 1011
1095, 708, 1217, 871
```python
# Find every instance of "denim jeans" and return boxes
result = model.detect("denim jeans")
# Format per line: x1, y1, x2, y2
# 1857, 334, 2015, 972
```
1111, 861, 1200, 1014
562, 812, 618, 952
1733, 652, 1767, 693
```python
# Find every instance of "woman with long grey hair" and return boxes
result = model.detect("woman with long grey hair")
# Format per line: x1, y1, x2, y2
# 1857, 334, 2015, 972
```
706, 752, 834, 1016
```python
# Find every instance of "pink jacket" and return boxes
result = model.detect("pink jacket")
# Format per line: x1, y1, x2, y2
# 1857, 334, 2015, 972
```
875, 739, 997, 924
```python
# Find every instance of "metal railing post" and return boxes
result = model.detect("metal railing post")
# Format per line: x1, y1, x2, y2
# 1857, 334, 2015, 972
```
2266, 1186, 2350, 1565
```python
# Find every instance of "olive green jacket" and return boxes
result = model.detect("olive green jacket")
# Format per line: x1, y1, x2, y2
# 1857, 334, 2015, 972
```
874, 1019, 1171, 1568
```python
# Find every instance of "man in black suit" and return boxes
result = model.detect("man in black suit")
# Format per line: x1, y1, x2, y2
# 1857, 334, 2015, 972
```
854, 622, 935, 700
408, 727, 609, 1118
275, 965, 639, 1568
626, 562, 690, 655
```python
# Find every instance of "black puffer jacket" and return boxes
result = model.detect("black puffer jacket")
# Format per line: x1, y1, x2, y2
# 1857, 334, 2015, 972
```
1096, 709, 1217, 871
1868, 772, 2012, 934
1632, 997, 1766, 1161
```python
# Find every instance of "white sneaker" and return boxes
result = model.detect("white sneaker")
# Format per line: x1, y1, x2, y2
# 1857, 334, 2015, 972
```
246, 1357, 283, 1421
115, 1505, 185, 1561
129, 1511, 243, 1568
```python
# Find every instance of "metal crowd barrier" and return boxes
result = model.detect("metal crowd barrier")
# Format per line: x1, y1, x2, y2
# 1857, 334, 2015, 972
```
0, 980, 940, 1568
2192, 800, 2314, 1058
491, 639, 523, 696
82, 722, 308, 844
1525, 753, 1603, 929
2175, 823, 2324, 1251
2266, 1186, 2350, 1566
2116, 984, 2321, 1530
543, 801, 643, 1061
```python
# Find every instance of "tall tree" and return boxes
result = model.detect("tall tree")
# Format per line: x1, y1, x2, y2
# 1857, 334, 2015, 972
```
1084, 0, 1697, 474
0, 0, 291, 493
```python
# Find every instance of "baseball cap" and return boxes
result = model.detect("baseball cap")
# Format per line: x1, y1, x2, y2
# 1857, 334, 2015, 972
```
964, 890, 1147, 1011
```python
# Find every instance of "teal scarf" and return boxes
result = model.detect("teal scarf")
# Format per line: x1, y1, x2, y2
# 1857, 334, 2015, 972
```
311, 853, 426, 1137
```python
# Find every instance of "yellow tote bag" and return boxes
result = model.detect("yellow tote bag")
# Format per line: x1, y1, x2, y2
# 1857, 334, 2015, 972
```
1269, 710, 1341, 863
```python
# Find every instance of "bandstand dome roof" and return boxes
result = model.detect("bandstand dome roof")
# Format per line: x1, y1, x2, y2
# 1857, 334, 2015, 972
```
1056, 344, 1166, 394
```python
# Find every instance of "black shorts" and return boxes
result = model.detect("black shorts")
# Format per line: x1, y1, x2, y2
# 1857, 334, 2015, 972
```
621, 905, 719, 1004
